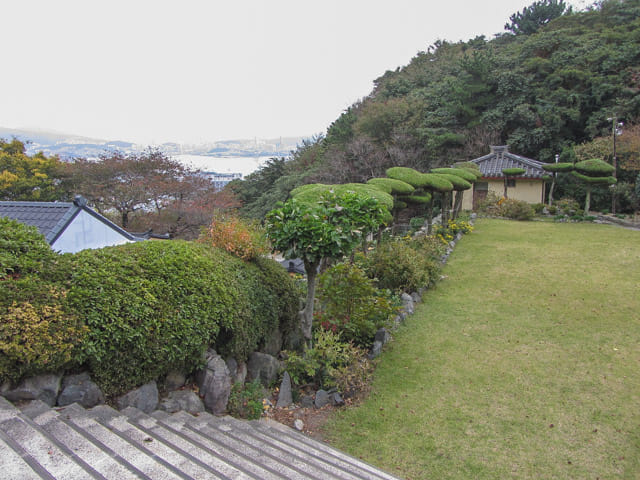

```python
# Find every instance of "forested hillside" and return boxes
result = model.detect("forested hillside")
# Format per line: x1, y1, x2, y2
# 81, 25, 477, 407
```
233, 0, 640, 218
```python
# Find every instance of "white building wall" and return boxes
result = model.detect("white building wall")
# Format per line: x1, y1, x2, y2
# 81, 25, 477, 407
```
51, 210, 133, 253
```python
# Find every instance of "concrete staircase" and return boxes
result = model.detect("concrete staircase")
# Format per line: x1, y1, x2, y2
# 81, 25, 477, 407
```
0, 396, 401, 479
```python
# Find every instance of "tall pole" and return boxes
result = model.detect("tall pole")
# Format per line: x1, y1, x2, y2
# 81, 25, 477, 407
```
610, 116, 618, 214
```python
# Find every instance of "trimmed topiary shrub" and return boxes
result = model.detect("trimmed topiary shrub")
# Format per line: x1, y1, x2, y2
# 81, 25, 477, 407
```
542, 162, 574, 173
59, 241, 298, 395
502, 168, 526, 176
367, 177, 415, 195
430, 167, 478, 182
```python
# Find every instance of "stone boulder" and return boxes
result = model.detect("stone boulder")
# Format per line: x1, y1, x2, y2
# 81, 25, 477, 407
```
401, 293, 415, 315
116, 381, 159, 413
1, 373, 62, 407
276, 372, 293, 408
246, 352, 281, 387
163, 371, 186, 391
159, 390, 204, 414
57, 373, 104, 408
225, 358, 247, 385
196, 350, 232, 414
314, 389, 330, 408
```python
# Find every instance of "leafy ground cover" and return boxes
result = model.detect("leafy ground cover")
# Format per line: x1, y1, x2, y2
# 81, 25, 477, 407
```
325, 219, 640, 479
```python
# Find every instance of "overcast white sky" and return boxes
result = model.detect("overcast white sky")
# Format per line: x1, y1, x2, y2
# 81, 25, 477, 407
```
2, 0, 586, 145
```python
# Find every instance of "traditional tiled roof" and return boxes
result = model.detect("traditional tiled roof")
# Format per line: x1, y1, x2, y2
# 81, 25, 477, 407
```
0, 196, 137, 245
471, 145, 546, 179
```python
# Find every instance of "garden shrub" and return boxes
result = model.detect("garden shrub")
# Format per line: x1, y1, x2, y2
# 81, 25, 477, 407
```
227, 380, 266, 419
499, 198, 535, 221
0, 287, 87, 383
199, 212, 269, 260
548, 205, 558, 215
476, 191, 503, 216
316, 263, 396, 347
283, 329, 368, 390
409, 216, 425, 231
555, 197, 580, 215
532, 203, 545, 214
359, 237, 442, 293
0, 219, 300, 393
0, 220, 86, 383
61, 241, 298, 395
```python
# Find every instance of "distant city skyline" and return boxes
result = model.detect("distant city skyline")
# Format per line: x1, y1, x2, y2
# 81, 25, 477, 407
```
2, 0, 587, 145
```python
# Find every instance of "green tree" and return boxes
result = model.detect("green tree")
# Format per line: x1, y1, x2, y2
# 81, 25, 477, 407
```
0, 139, 67, 201
505, 0, 571, 35
571, 159, 616, 214
265, 191, 388, 343
67, 149, 216, 231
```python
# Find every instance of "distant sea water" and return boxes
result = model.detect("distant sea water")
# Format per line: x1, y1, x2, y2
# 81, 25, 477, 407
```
176, 154, 270, 177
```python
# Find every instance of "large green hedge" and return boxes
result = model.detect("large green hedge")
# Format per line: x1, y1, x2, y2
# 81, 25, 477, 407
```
1, 225, 299, 394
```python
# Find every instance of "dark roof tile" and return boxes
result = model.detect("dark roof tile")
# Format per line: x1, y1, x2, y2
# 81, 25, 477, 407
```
471, 146, 546, 179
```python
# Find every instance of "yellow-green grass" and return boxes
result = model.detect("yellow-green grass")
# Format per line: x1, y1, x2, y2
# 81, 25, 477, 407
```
326, 219, 640, 480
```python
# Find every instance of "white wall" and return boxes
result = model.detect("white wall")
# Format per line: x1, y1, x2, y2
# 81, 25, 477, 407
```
52, 210, 133, 253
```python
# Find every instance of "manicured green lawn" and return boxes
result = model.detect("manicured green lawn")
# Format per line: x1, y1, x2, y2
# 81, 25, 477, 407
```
325, 219, 640, 480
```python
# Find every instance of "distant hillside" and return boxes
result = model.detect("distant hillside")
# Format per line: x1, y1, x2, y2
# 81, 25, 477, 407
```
232, 0, 640, 219
0, 127, 304, 160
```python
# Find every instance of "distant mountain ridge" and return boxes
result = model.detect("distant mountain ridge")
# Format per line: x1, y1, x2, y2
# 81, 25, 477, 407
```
0, 127, 304, 160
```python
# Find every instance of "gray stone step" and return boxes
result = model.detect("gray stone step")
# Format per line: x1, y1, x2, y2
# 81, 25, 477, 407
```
0, 399, 101, 479
115, 407, 257, 479
227, 415, 389, 480
61, 403, 187, 479
253, 418, 401, 480
194, 414, 363, 479
26, 403, 143, 480
155, 411, 303, 479
0, 395, 403, 480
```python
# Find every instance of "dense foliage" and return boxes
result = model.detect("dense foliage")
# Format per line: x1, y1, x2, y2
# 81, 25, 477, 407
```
316, 263, 396, 347
358, 236, 444, 293
0, 139, 68, 201
0, 220, 86, 382
230, 1, 640, 218
0, 225, 299, 394
265, 191, 389, 341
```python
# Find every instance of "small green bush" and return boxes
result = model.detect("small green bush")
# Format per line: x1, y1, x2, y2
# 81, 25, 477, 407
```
548, 205, 558, 215
532, 203, 545, 214
316, 263, 396, 347
476, 191, 503, 216
409, 217, 426, 231
499, 198, 535, 221
283, 329, 368, 390
555, 198, 580, 215
227, 380, 266, 419
359, 237, 442, 293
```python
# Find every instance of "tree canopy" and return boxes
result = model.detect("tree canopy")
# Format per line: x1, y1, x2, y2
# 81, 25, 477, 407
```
0, 139, 67, 201
228, 1, 640, 218
504, 0, 572, 35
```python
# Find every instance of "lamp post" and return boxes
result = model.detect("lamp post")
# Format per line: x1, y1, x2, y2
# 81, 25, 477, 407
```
607, 116, 623, 214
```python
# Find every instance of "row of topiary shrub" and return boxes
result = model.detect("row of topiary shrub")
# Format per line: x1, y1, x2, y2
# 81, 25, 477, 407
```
0, 217, 299, 396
